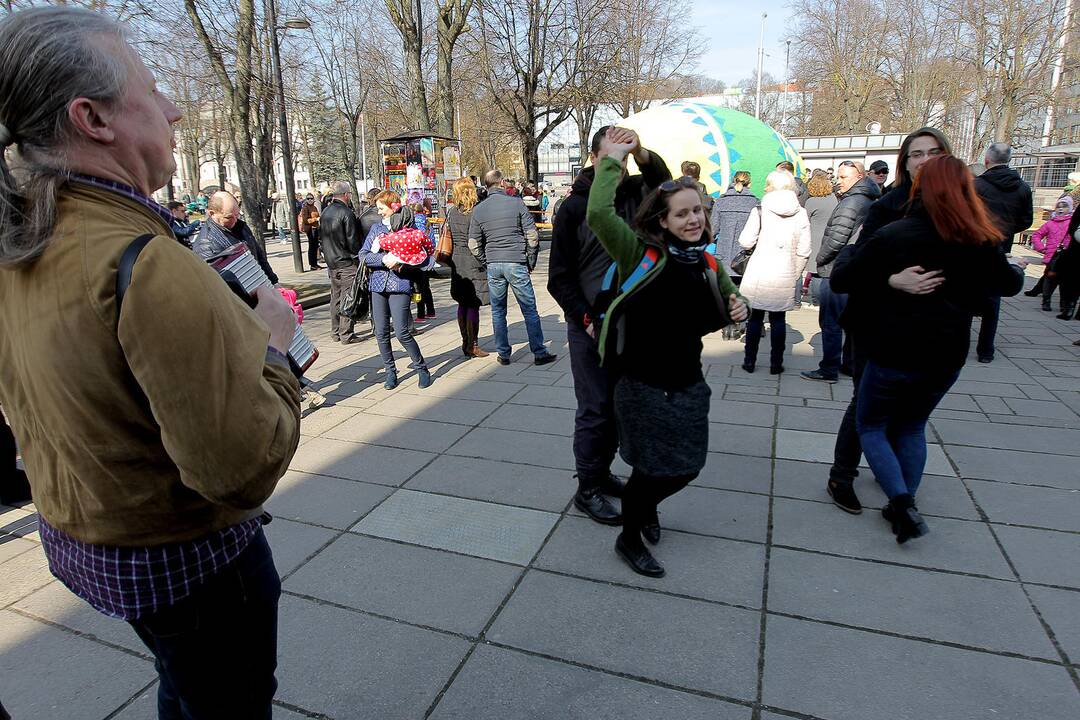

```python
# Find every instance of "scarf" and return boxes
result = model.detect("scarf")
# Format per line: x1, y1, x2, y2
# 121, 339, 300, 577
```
667, 240, 708, 264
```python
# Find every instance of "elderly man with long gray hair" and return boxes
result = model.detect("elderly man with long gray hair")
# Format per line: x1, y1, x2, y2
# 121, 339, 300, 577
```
0, 8, 301, 717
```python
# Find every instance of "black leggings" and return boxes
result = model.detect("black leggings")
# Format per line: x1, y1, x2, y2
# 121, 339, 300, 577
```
621, 469, 696, 538
415, 273, 435, 317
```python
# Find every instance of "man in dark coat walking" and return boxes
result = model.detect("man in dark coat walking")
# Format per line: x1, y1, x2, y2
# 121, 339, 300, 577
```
802, 161, 880, 383
320, 181, 364, 343
973, 142, 1033, 362
548, 126, 672, 525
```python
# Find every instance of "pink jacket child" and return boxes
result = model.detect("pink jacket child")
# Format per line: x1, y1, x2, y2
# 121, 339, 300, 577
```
1031, 196, 1073, 264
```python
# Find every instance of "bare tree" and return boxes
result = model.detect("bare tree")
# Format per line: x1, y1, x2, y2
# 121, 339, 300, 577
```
433, 0, 475, 135
384, 0, 432, 130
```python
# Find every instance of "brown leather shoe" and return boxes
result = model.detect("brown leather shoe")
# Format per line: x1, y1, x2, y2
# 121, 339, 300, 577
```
470, 344, 490, 358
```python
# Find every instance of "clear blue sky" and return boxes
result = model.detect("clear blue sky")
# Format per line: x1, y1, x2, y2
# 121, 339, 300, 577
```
691, 0, 794, 86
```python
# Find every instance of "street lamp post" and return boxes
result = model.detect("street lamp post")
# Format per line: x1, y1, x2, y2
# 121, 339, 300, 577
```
267, 0, 309, 273
755, 12, 767, 120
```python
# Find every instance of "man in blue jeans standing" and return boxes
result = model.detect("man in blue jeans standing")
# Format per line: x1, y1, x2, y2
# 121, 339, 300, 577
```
469, 169, 557, 365
802, 161, 879, 383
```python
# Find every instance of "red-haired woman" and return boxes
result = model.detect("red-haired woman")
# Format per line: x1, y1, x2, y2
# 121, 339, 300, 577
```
830, 156, 1026, 543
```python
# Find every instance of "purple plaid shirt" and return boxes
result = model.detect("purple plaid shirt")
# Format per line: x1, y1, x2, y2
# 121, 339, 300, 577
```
40, 516, 263, 620
36, 175, 276, 621
67, 173, 177, 230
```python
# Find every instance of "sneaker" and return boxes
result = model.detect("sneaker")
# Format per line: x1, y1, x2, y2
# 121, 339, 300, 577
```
534, 353, 558, 366
827, 479, 862, 514
801, 369, 838, 383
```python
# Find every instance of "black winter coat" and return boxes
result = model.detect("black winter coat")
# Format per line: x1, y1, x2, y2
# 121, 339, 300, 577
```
859, 182, 912, 243
192, 218, 279, 284
815, 177, 881, 277
1056, 212, 1080, 293
548, 150, 672, 326
319, 199, 362, 268
446, 206, 489, 306
974, 166, 1033, 252
357, 205, 381, 246
831, 207, 1024, 371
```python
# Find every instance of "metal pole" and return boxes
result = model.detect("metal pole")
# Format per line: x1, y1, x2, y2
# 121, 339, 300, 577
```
1043, 0, 1073, 146
267, 0, 304, 273
359, 112, 368, 191
755, 13, 767, 120
782, 40, 790, 133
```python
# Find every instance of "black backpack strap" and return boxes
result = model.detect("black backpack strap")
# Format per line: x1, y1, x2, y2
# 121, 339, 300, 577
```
116, 234, 156, 324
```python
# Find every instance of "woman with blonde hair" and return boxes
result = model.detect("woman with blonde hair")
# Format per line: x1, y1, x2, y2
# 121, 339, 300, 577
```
445, 177, 490, 356
737, 170, 811, 373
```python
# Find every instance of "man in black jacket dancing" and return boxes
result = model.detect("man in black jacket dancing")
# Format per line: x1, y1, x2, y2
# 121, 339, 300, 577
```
548, 126, 671, 525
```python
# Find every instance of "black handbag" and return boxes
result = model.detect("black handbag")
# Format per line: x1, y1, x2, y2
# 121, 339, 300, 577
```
340, 264, 370, 320
730, 247, 753, 276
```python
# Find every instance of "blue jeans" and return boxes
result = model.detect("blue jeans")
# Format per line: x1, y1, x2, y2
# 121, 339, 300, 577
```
487, 262, 548, 359
128, 528, 279, 720
855, 362, 960, 500
976, 295, 1000, 359
371, 291, 426, 372
811, 277, 847, 377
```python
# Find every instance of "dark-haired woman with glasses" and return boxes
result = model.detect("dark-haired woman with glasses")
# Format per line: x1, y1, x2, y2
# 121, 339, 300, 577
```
585, 128, 749, 578
830, 156, 1025, 542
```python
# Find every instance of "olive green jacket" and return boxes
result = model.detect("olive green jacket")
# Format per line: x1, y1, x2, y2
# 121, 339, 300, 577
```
0, 183, 301, 546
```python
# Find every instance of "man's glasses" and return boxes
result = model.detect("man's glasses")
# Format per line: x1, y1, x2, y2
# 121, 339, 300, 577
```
872, 169, 888, 175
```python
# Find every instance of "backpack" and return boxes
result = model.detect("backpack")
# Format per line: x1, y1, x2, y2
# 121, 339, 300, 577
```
594, 247, 731, 359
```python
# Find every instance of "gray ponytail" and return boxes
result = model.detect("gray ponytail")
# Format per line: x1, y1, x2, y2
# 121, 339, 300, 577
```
0, 7, 129, 268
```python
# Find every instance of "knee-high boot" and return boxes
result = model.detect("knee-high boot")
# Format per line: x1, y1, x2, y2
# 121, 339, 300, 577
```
457, 306, 470, 356
468, 312, 489, 357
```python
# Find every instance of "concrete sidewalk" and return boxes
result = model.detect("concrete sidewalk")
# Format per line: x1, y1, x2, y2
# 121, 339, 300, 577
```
2, 253, 1079, 719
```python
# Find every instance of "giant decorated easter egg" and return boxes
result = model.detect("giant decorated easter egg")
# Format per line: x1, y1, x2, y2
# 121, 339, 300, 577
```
619, 102, 803, 198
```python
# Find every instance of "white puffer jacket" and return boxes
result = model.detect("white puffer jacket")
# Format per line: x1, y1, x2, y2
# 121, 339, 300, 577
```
736, 189, 811, 312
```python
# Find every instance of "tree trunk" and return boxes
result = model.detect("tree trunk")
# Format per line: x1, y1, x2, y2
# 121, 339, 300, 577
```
434, 0, 474, 136
385, 0, 432, 131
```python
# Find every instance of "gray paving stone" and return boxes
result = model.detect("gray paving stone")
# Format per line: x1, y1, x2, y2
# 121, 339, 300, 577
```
430, 644, 749, 720
487, 571, 760, 699
986, 413, 1080, 430
507, 384, 578, 409
711, 398, 777, 427
535, 516, 765, 607
405, 455, 575, 512
778, 375, 833, 399
723, 391, 805, 406
776, 405, 845, 431
275, 594, 470, 720
285, 534, 520, 635
1003, 397, 1079, 420
12, 581, 146, 655
396, 377, 525, 403
365, 392, 498, 426
0, 544, 53, 608
480, 403, 575, 436
0, 536, 36, 564
768, 548, 1058, 659
352, 489, 559, 565
1026, 585, 1080, 664
287, 436, 435, 486
709, 422, 774, 457
933, 418, 1080, 456
653, 485, 770, 543
264, 518, 338, 577
973, 395, 1011, 415
772, 460, 978, 520
776, 429, 955, 476
1019, 383, 1061, 401
944, 445, 1080, 489
698, 452, 773, 494
967, 479, 1080, 532
771, 497, 1014, 579
937, 393, 981, 412
762, 615, 1080, 720
446, 427, 575, 469
266, 471, 393, 530
0, 610, 155, 720
297, 403, 361, 437
324, 413, 471, 452
112, 685, 311, 719
995, 525, 1080, 589
949, 380, 1028, 398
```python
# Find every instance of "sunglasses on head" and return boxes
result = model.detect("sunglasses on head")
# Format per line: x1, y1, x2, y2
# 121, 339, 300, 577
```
659, 177, 700, 192
838, 160, 856, 168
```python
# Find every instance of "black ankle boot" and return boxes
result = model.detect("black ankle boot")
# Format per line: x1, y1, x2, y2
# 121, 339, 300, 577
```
615, 532, 664, 577
573, 486, 621, 525
887, 494, 929, 544
641, 508, 661, 545
598, 472, 627, 498
827, 479, 862, 514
